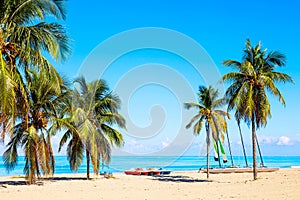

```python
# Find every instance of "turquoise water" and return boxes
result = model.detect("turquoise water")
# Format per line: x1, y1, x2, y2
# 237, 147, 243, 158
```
1, 156, 299, 176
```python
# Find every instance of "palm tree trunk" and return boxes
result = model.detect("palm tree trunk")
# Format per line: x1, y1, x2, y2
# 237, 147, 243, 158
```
86, 149, 90, 180
216, 139, 221, 168
206, 122, 210, 179
226, 128, 234, 167
237, 121, 248, 167
102, 157, 104, 171
251, 116, 257, 180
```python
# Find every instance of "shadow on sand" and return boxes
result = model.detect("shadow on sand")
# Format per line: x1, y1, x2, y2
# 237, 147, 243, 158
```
151, 175, 211, 183
0, 176, 89, 186
0, 180, 27, 186
42, 177, 88, 181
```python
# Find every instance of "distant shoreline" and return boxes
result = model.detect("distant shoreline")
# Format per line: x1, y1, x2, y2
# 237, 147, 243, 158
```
1, 168, 299, 199
1, 155, 299, 177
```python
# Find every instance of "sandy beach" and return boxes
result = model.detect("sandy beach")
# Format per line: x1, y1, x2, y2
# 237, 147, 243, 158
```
0, 168, 299, 200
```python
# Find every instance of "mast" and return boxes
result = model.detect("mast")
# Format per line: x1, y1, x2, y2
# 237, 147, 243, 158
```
237, 120, 249, 167
256, 135, 265, 167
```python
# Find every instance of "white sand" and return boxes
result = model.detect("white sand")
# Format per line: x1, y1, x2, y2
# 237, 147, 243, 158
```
0, 168, 299, 199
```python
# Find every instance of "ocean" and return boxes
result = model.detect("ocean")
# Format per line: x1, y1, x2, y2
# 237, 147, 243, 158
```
0, 156, 299, 176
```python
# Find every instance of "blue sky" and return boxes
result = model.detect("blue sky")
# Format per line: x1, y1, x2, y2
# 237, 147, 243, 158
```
58, 0, 300, 156
2, 0, 300, 156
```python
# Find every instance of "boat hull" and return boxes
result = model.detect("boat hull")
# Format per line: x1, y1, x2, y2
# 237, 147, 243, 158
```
200, 167, 279, 174
124, 171, 141, 175
124, 169, 172, 176
160, 170, 171, 175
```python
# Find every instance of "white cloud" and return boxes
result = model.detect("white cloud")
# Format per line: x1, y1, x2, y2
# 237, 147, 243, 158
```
161, 137, 170, 148
251, 135, 296, 146
126, 139, 137, 145
125, 139, 145, 150
258, 135, 277, 144
277, 136, 293, 146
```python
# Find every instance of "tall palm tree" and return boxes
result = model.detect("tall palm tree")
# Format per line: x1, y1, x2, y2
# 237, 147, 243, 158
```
3, 69, 69, 184
185, 86, 229, 178
222, 39, 293, 180
0, 0, 70, 143
59, 77, 126, 180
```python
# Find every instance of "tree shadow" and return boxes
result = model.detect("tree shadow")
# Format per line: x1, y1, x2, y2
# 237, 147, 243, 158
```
41, 177, 88, 181
0, 180, 28, 186
152, 175, 211, 183
0, 176, 90, 187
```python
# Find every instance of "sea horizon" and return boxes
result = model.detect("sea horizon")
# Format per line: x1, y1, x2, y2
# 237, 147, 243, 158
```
1, 155, 299, 177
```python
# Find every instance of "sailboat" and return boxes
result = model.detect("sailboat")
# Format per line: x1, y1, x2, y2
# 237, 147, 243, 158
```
200, 125, 279, 174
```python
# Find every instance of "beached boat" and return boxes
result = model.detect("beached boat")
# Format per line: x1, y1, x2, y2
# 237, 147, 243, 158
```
100, 171, 106, 175
158, 168, 172, 175
124, 170, 142, 175
124, 168, 172, 176
149, 168, 171, 175
136, 168, 150, 175
200, 167, 279, 174
124, 168, 150, 176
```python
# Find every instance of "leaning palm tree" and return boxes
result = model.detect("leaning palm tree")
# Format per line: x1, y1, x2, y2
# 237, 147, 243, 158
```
3, 69, 69, 184
59, 77, 126, 179
222, 39, 293, 180
0, 0, 70, 143
185, 86, 229, 178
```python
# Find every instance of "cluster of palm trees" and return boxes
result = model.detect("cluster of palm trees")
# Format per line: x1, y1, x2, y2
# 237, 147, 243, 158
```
0, 0, 125, 184
1, 0, 293, 185
185, 39, 293, 180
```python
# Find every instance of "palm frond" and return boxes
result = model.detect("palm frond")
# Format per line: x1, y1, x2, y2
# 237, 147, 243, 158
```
101, 124, 124, 147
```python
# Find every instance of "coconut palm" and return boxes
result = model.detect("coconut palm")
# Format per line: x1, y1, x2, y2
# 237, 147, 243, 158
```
185, 86, 229, 178
3, 69, 69, 184
59, 77, 126, 180
0, 0, 70, 142
222, 39, 293, 180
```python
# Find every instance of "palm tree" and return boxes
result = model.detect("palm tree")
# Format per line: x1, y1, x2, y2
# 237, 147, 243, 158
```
0, 0, 70, 143
222, 39, 293, 180
59, 77, 126, 179
185, 86, 229, 178
3, 69, 69, 184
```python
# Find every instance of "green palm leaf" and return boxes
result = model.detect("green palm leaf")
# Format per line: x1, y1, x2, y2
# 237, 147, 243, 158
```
222, 39, 293, 180
185, 85, 229, 178
59, 77, 126, 179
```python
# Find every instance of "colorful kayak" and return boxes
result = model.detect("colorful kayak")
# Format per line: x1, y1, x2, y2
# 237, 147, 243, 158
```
158, 168, 172, 175
124, 170, 141, 175
124, 168, 172, 176
159, 170, 172, 175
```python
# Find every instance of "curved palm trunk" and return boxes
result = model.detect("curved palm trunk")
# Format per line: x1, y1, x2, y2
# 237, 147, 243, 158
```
86, 149, 90, 180
102, 157, 104, 171
251, 117, 257, 180
226, 128, 234, 167
205, 122, 210, 179
215, 139, 221, 168
237, 121, 248, 167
